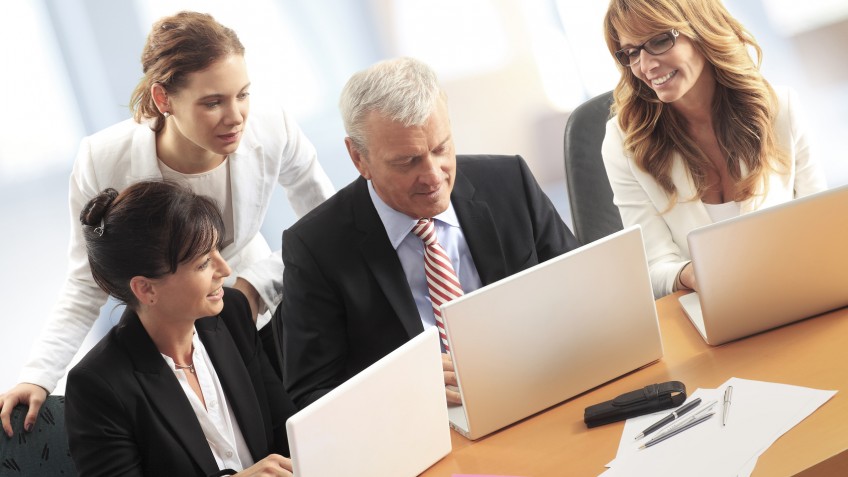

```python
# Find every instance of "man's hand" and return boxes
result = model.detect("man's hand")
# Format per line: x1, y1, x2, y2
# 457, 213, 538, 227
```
234, 454, 293, 476
442, 353, 462, 404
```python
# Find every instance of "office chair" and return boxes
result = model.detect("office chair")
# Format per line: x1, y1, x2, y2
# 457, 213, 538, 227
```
0, 395, 77, 476
563, 90, 623, 245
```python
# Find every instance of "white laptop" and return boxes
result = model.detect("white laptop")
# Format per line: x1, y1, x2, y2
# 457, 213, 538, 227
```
285, 327, 451, 477
679, 184, 848, 345
441, 225, 663, 440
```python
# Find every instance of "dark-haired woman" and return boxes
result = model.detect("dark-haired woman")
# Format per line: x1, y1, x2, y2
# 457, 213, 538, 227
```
601, 0, 826, 298
65, 181, 297, 476
0, 10, 334, 433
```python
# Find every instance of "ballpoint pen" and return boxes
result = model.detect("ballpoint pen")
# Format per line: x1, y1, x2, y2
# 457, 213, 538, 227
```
723, 385, 733, 426
634, 397, 702, 440
639, 411, 716, 449
650, 400, 718, 436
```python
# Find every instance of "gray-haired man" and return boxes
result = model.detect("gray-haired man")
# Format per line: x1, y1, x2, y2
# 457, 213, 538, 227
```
273, 57, 578, 408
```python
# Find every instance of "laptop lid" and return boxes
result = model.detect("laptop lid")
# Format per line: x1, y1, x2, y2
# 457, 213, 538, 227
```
286, 328, 451, 477
441, 225, 663, 440
682, 185, 848, 345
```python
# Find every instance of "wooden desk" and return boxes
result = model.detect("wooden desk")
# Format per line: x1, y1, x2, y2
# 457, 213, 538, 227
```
421, 293, 848, 476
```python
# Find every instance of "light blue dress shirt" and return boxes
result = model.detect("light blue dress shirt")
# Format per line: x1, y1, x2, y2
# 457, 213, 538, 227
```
368, 181, 483, 329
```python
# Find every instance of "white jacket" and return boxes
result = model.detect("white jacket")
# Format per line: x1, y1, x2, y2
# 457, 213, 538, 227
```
602, 88, 827, 298
21, 106, 335, 392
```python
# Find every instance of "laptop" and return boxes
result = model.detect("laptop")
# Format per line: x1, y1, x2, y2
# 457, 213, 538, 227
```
285, 327, 451, 477
441, 225, 663, 440
679, 184, 848, 346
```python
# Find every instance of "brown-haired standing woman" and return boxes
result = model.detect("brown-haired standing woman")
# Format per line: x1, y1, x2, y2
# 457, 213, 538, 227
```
601, 0, 826, 298
0, 11, 334, 434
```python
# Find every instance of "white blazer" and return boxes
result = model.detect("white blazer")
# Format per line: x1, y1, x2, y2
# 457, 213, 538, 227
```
21, 106, 335, 392
602, 88, 827, 298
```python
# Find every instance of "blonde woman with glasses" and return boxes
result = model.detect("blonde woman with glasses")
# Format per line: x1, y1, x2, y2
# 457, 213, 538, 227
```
601, 0, 826, 298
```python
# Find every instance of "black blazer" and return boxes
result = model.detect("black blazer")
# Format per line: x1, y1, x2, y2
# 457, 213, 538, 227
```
65, 288, 297, 477
275, 155, 579, 408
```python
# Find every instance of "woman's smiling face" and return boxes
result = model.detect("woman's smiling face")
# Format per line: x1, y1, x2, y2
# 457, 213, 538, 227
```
620, 31, 712, 106
152, 247, 231, 321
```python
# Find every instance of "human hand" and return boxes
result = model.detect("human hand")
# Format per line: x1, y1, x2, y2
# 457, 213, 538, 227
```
442, 353, 462, 404
233, 278, 261, 323
233, 454, 293, 476
679, 262, 698, 292
0, 382, 48, 437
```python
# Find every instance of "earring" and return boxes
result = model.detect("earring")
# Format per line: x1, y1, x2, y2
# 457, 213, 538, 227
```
162, 111, 171, 118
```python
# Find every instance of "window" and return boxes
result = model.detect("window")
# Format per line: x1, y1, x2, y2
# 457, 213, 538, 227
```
0, 2, 83, 182
390, 0, 509, 80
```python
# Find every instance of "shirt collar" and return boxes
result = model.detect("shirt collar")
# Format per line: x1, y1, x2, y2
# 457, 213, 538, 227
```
367, 180, 459, 250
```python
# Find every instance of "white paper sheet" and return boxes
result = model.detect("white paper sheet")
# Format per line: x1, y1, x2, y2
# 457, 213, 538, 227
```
600, 377, 836, 477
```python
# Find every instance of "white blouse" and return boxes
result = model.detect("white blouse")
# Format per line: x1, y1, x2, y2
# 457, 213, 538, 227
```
703, 201, 741, 223
159, 158, 235, 249
161, 330, 253, 471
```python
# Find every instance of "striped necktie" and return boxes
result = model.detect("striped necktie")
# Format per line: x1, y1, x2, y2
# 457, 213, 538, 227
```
411, 218, 464, 351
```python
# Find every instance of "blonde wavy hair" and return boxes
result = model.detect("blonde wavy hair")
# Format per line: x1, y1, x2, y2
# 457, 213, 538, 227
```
603, 0, 787, 204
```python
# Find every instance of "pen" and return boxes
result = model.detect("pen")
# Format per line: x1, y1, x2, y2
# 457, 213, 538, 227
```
634, 397, 702, 440
639, 411, 716, 449
653, 400, 718, 436
723, 385, 733, 426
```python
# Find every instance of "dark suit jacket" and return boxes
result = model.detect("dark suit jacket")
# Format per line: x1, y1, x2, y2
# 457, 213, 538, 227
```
65, 288, 297, 477
275, 155, 579, 408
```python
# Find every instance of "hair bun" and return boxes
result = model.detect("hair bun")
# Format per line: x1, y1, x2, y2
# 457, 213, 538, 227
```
80, 188, 120, 227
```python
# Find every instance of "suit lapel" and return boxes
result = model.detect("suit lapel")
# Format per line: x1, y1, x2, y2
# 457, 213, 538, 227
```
668, 152, 711, 223
351, 178, 423, 338
196, 316, 267, 460
739, 162, 793, 213
227, 135, 265, 249
451, 167, 506, 286
117, 312, 220, 475
670, 154, 791, 215
127, 122, 164, 182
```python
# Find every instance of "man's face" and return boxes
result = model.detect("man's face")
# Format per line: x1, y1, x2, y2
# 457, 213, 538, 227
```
348, 98, 456, 219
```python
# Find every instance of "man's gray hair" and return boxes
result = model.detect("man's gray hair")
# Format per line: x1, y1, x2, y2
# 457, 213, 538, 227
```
340, 57, 445, 155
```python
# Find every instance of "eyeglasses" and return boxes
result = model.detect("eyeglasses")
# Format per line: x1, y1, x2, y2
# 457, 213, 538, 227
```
614, 29, 679, 67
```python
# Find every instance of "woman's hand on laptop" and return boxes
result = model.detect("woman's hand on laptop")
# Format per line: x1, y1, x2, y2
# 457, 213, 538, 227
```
442, 353, 462, 404
234, 454, 293, 476
679, 262, 699, 292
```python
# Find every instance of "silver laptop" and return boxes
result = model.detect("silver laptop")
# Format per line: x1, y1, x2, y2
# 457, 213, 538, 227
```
286, 327, 451, 477
679, 184, 848, 346
441, 225, 663, 440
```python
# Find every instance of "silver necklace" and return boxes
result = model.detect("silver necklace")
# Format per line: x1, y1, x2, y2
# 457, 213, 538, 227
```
174, 362, 195, 374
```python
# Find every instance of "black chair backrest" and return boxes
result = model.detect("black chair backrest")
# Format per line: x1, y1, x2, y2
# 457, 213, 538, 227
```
0, 395, 77, 476
563, 90, 623, 245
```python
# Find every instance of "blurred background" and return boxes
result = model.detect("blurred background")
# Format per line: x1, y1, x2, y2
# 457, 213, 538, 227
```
1, 0, 846, 393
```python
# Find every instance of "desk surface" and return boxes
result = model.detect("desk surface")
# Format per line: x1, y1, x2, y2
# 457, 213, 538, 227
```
421, 292, 848, 477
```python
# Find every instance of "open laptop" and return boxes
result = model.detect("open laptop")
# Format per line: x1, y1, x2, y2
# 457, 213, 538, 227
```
441, 225, 663, 440
679, 184, 848, 346
286, 327, 451, 477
